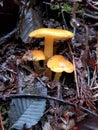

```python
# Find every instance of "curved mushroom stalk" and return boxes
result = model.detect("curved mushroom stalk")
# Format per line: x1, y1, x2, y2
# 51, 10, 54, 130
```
22, 50, 45, 74
47, 55, 74, 81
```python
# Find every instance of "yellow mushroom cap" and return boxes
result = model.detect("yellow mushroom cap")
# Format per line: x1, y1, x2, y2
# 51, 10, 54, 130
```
47, 55, 74, 73
22, 50, 45, 61
29, 28, 74, 40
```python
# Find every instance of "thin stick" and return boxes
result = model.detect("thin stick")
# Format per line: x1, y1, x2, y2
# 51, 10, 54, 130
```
58, 3, 68, 29
90, 67, 96, 88
0, 113, 4, 130
0, 28, 17, 45
90, 85, 98, 90
20, 64, 51, 88
81, 106, 98, 117
73, 55, 80, 97
0, 94, 74, 107
96, 33, 98, 70
87, 0, 98, 11
70, 1, 80, 97
68, 42, 80, 97
1, 94, 98, 117
72, 1, 76, 19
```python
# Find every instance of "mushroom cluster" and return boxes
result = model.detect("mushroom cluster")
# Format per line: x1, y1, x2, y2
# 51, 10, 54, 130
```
22, 28, 74, 81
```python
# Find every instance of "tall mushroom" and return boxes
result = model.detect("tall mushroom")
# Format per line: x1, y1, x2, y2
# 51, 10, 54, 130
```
47, 55, 74, 81
29, 28, 74, 60
22, 50, 45, 73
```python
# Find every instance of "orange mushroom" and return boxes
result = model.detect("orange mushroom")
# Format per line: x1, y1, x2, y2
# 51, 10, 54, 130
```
22, 50, 45, 73
47, 55, 74, 81
29, 28, 74, 60
22, 50, 45, 61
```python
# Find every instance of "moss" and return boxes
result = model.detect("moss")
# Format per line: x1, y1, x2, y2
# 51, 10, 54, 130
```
50, 2, 73, 13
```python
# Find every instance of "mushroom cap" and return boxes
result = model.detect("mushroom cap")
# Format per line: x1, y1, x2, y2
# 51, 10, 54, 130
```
29, 28, 74, 40
47, 55, 74, 73
22, 50, 45, 61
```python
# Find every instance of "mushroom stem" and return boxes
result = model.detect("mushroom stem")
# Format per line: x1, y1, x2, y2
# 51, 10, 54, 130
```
54, 72, 62, 81
33, 61, 41, 74
46, 68, 53, 81
44, 37, 54, 80
44, 37, 54, 60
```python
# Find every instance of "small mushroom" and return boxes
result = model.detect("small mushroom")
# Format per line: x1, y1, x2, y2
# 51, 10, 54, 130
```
47, 55, 74, 81
22, 50, 45, 61
22, 50, 45, 73
29, 28, 74, 60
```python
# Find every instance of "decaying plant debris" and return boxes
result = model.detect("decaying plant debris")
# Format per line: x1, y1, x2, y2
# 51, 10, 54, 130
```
0, 0, 98, 130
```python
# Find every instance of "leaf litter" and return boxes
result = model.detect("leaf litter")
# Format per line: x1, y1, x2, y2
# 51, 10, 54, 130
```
0, 0, 98, 130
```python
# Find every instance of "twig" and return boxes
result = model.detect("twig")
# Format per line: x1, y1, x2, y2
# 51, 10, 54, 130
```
96, 33, 98, 69
58, 3, 68, 29
0, 28, 17, 45
54, 83, 61, 122
0, 94, 74, 106
43, 1, 51, 5
90, 67, 96, 88
90, 86, 98, 90
70, 1, 80, 97
71, 1, 80, 34
84, 13, 98, 20
20, 64, 51, 88
0, 113, 4, 130
81, 106, 98, 117
51, 0, 82, 3
88, 22, 98, 27
86, 63, 90, 86
0, 65, 17, 74
84, 25, 91, 86
84, 25, 89, 60
73, 54, 80, 97
68, 42, 80, 97
87, 0, 98, 11
72, 1, 76, 19
89, 33, 98, 88
1, 94, 98, 117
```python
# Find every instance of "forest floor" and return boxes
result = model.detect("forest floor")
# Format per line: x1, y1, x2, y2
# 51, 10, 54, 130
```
0, 0, 98, 130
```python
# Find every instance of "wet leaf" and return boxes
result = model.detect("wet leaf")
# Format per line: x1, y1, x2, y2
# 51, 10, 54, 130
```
8, 81, 47, 130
